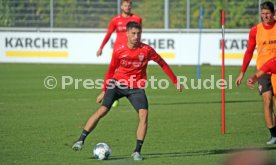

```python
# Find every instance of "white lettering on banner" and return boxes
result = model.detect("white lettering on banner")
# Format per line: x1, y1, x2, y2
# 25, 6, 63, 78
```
5, 37, 68, 49
110, 38, 175, 49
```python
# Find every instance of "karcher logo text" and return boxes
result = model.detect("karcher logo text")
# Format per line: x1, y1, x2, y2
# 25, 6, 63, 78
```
219, 39, 248, 50
5, 37, 68, 49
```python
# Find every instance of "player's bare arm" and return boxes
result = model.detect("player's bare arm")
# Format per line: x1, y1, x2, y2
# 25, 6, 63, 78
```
235, 72, 244, 87
174, 82, 183, 92
96, 91, 105, 103
247, 70, 265, 89
96, 48, 103, 57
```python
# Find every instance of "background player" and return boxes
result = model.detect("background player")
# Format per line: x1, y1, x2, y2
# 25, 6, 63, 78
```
96, 0, 142, 57
235, 1, 276, 144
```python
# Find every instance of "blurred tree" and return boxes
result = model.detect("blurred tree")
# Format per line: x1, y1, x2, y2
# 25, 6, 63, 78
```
169, 0, 186, 28
0, 0, 14, 27
0, 0, 261, 29
134, 0, 164, 28
189, 0, 258, 29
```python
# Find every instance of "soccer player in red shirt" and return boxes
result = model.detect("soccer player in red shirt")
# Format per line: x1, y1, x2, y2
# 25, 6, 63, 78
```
235, 1, 276, 144
96, 0, 142, 57
72, 22, 183, 160
97, 0, 141, 107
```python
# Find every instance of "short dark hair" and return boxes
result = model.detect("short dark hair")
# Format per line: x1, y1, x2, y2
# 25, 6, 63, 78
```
121, 0, 132, 5
126, 21, 141, 31
261, 1, 275, 13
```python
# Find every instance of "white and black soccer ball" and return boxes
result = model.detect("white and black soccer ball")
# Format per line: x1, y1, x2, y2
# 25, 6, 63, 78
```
93, 143, 111, 160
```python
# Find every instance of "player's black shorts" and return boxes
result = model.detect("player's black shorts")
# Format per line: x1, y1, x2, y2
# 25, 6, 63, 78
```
257, 74, 273, 95
102, 79, 148, 111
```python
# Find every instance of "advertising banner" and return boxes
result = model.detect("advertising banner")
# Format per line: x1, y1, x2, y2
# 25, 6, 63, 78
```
0, 32, 255, 66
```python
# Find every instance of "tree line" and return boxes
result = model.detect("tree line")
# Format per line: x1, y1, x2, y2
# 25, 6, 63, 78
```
0, 0, 260, 29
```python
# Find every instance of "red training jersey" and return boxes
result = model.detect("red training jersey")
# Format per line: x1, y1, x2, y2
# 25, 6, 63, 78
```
103, 43, 177, 91
99, 14, 142, 50
241, 22, 276, 72
260, 57, 276, 74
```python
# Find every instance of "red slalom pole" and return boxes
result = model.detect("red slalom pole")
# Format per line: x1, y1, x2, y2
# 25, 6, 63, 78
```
221, 10, 225, 134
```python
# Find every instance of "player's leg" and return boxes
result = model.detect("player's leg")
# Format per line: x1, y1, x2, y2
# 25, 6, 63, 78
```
72, 106, 109, 151
83, 106, 109, 133
262, 91, 274, 128
131, 109, 148, 161
262, 91, 276, 144
258, 74, 276, 144
72, 81, 120, 151
127, 88, 148, 160
137, 109, 148, 141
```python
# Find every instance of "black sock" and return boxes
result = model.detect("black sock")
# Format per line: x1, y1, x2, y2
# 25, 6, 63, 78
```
78, 129, 90, 142
134, 139, 144, 153
269, 126, 276, 137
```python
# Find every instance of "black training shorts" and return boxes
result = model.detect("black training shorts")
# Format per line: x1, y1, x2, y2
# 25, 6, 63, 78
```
102, 80, 148, 111
257, 74, 273, 95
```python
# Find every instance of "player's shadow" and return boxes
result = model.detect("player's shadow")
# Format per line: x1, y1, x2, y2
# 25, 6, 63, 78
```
108, 156, 131, 160
107, 147, 276, 160
150, 99, 261, 106
142, 146, 276, 159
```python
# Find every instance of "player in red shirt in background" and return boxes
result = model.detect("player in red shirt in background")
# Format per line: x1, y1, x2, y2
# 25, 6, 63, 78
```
235, 1, 276, 144
73, 22, 183, 160
96, 0, 142, 57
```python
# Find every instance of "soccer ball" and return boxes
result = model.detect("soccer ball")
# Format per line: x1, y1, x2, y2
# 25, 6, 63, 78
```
93, 143, 112, 160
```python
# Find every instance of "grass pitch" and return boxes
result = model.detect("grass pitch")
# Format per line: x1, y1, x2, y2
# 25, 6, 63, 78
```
0, 63, 275, 165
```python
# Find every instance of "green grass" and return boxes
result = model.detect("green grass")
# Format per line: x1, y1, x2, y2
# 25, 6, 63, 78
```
0, 63, 275, 165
